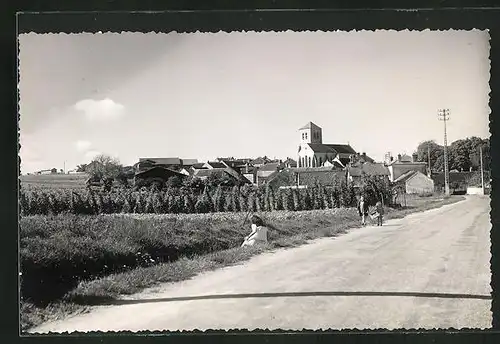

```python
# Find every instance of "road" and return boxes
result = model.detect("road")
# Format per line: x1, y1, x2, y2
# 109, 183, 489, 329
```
30, 196, 492, 333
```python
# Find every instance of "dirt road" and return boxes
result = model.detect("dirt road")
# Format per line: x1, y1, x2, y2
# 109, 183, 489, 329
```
31, 196, 492, 333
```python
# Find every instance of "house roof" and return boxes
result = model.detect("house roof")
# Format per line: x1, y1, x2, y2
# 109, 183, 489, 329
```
191, 163, 207, 169
325, 144, 357, 154
307, 144, 337, 153
181, 159, 199, 166
299, 121, 321, 130
250, 157, 270, 165
348, 163, 390, 177
193, 168, 229, 178
135, 166, 186, 178
205, 161, 227, 169
393, 170, 419, 183
258, 162, 282, 171
389, 159, 427, 166
139, 158, 182, 165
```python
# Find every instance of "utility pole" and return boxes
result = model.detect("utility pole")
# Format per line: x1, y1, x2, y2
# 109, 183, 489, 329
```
480, 145, 485, 195
438, 108, 450, 196
427, 144, 431, 176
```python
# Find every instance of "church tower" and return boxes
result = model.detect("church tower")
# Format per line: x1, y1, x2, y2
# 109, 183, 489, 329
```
297, 122, 323, 168
298, 122, 322, 144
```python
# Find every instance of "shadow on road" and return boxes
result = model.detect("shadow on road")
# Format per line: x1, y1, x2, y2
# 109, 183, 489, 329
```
79, 291, 492, 306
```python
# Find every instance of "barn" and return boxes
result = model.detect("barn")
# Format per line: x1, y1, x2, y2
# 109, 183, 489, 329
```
394, 170, 434, 195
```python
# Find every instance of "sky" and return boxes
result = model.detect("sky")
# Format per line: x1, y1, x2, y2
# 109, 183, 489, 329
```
18, 30, 491, 174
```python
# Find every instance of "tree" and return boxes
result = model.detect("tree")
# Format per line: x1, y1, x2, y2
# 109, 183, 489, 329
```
87, 154, 123, 186
166, 176, 183, 189
415, 140, 443, 172
76, 164, 88, 172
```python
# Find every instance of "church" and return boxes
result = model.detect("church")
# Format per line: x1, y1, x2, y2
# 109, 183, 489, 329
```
297, 122, 359, 168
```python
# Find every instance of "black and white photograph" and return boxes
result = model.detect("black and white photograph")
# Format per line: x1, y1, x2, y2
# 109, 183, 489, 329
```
18, 29, 492, 333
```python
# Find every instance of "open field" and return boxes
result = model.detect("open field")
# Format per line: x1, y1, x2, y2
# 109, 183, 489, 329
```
20, 193, 465, 331
20, 174, 89, 190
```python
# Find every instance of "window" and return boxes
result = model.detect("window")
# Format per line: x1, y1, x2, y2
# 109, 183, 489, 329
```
308, 157, 311, 167
305, 133, 308, 140
302, 133, 305, 140
319, 157, 323, 166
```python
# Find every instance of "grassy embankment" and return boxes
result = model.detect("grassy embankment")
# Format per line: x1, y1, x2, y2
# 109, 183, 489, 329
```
20, 194, 464, 331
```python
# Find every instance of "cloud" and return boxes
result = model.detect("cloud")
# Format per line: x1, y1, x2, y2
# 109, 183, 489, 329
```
74, 98, 125, 121
85, 150, 101, 160
75, 140, 92, 152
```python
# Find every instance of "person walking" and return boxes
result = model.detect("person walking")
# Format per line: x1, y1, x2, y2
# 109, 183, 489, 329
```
375, 200, 385, 226
357, 195, 369, 226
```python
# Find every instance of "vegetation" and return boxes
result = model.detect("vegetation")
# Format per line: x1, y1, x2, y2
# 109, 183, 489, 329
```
415, 137, 490, 173
20, 176, 387, 217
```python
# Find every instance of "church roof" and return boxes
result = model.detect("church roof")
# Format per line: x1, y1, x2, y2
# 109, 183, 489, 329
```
307, 143, 357, 155
299, 122, 321, 130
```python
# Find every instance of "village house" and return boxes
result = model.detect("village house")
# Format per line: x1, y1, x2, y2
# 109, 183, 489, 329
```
386, 153, 428, 182
297, 122, 358, 168
250, 156, 271, 168
203, 161, 227, 169
394, 170, 435, 195
256, 162, 284, 186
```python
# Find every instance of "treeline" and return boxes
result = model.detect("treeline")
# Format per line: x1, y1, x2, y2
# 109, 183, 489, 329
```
416, 137, 490, 173
20, 177, 392, 216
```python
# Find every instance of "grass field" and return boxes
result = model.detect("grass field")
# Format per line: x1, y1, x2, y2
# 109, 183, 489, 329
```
20, 174, 89, 190
20, 193, 465, 332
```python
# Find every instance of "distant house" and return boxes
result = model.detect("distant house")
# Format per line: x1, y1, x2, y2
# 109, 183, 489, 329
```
250, 156, 271, 168
256, 162, 284, 186
203, 161, 227, 169
387, 154, 428, 182
36, 168, 57, 175
134, 166, 187, 187
323, 159, 345, 169
296, 122, 358, 168
394, 170, 434, 195
346, 162, 391, 187
181, 159, 199, 167
283, 157, 298, 168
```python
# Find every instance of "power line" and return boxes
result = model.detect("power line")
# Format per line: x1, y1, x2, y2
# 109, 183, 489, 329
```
438, 108, 450, 196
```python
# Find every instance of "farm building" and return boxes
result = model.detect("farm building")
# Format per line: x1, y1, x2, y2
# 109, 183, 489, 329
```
134, 166, 187, 187
296, 122, 358, 168
394, 170, 435, 195
387, 154, 428, 182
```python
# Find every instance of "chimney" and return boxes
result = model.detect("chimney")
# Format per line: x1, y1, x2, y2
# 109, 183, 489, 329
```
397, 154, 402, 161
362, 152, 366, 159
390, 156, 394, 162
412, 153, 418, 163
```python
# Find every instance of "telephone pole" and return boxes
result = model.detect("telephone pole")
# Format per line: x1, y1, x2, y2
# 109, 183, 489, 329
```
438, 108, 450, 196
427, 144, 431, 176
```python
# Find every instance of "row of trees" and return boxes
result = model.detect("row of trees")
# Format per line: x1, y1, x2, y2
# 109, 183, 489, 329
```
21, 176, 390, 216
415, 137, 490, 173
